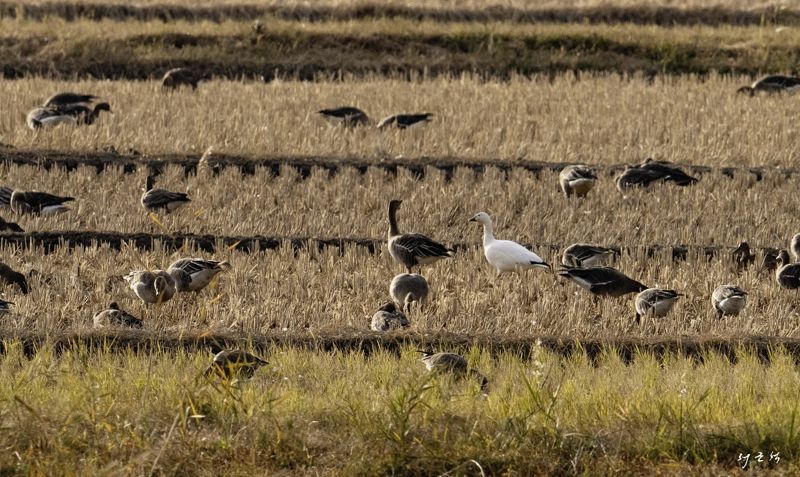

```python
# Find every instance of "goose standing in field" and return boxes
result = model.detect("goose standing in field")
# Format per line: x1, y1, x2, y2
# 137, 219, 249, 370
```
558, 265, 646, 297
732, 241, 756, 271
26, 103, 111, 129
469, 212, 550, 274
318, 107, 370, 127
737, 75, 800, 96
775, 250, 800, 289
204, 349, 268, 380
760, 248, 783, 274
387, 200, 453, 274
419, 350, 489, 392
124, 270, 176, 305
389, 273, 429, 311
43, 92, 97, 108
711, 284, 747, 318
141, 175, 191, 214
162, 67, 209, 90
559, 165, 597, 198
371, 302, 410, 331
561, 243, 615, 267
376, 113, 433, 130
0, 298, 12, 315
167, 258, 230, 292
0, 262, 28, 295
10, 190, 74, 215
634, 288, 682, 323
92, 302, 143, 329
0, 216, 23, 232
0, 186, 12, 206
790, 233, 800, 262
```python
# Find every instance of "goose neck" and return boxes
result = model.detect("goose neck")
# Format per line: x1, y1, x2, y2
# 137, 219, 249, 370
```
388, 204, 400, 237
481, 221, 495, 245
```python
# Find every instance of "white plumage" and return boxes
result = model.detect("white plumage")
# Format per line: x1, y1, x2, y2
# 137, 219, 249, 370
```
469, 212, 550, 274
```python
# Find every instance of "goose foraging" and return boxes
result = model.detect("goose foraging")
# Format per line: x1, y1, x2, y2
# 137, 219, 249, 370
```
558, 265, 646, 297
711, 284, 747, 318
371, 302, 410, 331
93, 302, 143, 329
26, 103, 110, 129
167, 258, 230, 292
634, 288, 682, 323
43, 92, 98, 108
732, 241, 756, 271
376, 113, 433, 129
469, 212, 550, 274
559, 165, 597, 198
204, 350, 268, 380
0, 262, 28, 295
775, 250, 800, 289
737, 75, 800, 96
124, 270, 176, 305
387, 200, 453, 274
419, 350, 489, 392
162, 67, 209, 90
318, 107, 370, 127
141, 175, 191, 214
561, 243, 615, 267
10, 190, 74, 215
389, 273, 429, 312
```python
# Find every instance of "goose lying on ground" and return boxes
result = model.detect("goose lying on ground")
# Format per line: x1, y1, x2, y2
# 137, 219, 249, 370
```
162, 67, 209, 90
389, 273, 429, 311
638, 159, 699, 185
318, 107, 370, 127
558, 265, 646, 297
737, 75, 800, 96
558, 165, 597, 198
711, 284, 747, 318
615, 159, 698, 191
419, 350, 489, 392
0, 299, 11, 315
167, 258, 230, 292
0, 262, 28, 294
10, 190, 74, 215
791, 234, 800, 262
204, 350, 268, 380
93, 302, 143, 329
141, 175, 191, 213
43, 92, 97, 108
26, 103, 111, 129
371, 303, 410, 331
469, 212, 549, 274
634, 288, 682, 323
387, 200, 452, 273
561, 243, 615, 267
0, 216, 23, 232
376, 113, 433, 129
124, 270, 176, 304
732, 241, 756, 271
775, 250, 800, 289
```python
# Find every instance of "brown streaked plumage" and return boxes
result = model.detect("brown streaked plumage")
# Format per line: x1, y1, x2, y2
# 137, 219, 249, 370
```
558, 265, 646, 297
387, 200, 452, 274
561, 243, 615, 268
141, 175, 190, 213
711, 284, 747, 318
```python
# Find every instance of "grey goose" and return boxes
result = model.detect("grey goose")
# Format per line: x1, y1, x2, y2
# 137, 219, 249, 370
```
204, 350, 268, 380
0, 262, 28, 294
162, 68, 209, 90
737, 75, 800, 96
711, 284, 747, 318
419, 350, 489, 392
124, 270, 176, 305
634, 288, 682, 323
775, 250, 800, 289
376, 113, 433, 129
561, 243, 615, 267
387, 200, 452, 274
558, 165, 597, 198
141, 175, 191, 214
167, 258, 230, 293
558, 265, 646, 297
318, 107, 370, 127
371, 302, 410, 331
10, 190, 74, 215
389, 273, 429, 312
93, 302, 143, 329
615, 159, 698, 191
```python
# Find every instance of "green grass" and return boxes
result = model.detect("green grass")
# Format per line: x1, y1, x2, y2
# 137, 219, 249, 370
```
0, 342, 797, 475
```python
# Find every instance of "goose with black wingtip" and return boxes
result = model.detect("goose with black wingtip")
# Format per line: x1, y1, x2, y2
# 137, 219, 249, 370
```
387, 200, 453, 274
469, 212, 550, 274
558, 265, 646, 297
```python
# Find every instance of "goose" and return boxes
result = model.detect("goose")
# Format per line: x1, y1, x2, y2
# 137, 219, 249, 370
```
0, 298, 11, 315
0, 186, 12, 206
43, 92, 97, 108
162, 67, 209, 90
638, 158, 698, 186
58, 102, 111, 125
561, 243, 615, 267
10, 190, 74, 215
558, 165, 597, 198
124, 270, 176, 305
732, 241, 756, 271
0, 262, 28, 294
711, 284, 747, 318
389, 273, 429, 311
141, 175, 191, 213
317, 106, 370, 127
387, 200, 453, 273
92, 302, 143, 329
204, 350, 268, 380
775, 250, 800, 289
737, 75, 800, 96
469, 212, 550, 274
371, 302, 410, 331
615, 160, 698, 191
558, 265, 646, 297
419, 350, 489, 392
376, 113, 433, 129
0, 216, 23, 232
167, 258, 230, 292
760, 248, 783, 274
791, 234, 800, 262
634, 288, 682, 323
615, 166, 666, 191
26, 103, 111, 129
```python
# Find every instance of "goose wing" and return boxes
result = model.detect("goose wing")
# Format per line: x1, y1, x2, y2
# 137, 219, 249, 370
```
559, 266, 645, 296
560, 165, 597, 182
318, 107, 369, 126
168, 258, 224, 276
778, 264, 800, 288
44, 92, 97, 108
142, 188, 190, 208
14, 191, 74, 208
562, 244, 612, 266
392, 233, 452, 259
615, 167, 663, 190
715, 285, 747, 300
757, 75, 800, 89
639, 160, 698, 186
394, 113, 433, 129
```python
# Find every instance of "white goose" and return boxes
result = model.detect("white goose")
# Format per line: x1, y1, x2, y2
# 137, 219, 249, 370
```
469, 212, 550, 274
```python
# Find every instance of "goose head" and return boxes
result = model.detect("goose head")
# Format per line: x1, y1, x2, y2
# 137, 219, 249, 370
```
388, 199, 402, 213
733, 241, 751, 256
94, 102, 112, 114
469, 212, 492, 225
145, 175, 155, 192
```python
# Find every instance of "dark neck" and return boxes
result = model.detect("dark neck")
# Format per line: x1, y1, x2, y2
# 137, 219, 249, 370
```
388, 204, 400, 236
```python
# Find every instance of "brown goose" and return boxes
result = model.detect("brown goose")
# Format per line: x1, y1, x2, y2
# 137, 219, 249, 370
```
711, 284, 747, 318
318, 107, 370, 127
371, 302, 410, 331
419, 350, 488, 392
161, 67, 209, 90
775, 250, 800, 289
376, 113, 433, 129
167, 258, 230, 292
141, 175, 191, 213
558, 265, 646, 297
10, 190, 74, 215
204, 350, 268, 380
92, 302, 143, 329
559, 165, 597, 198
124, 270, 176, 305
737, 75, 800, 96
387, 200, 452, 274
0, 261, 28, 294
634, 288, 682, 323
561, 243, 615, 267
732, 241, 756, 271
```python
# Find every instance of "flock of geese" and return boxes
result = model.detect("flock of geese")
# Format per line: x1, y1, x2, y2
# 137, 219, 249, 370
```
6, 73, 800, 384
